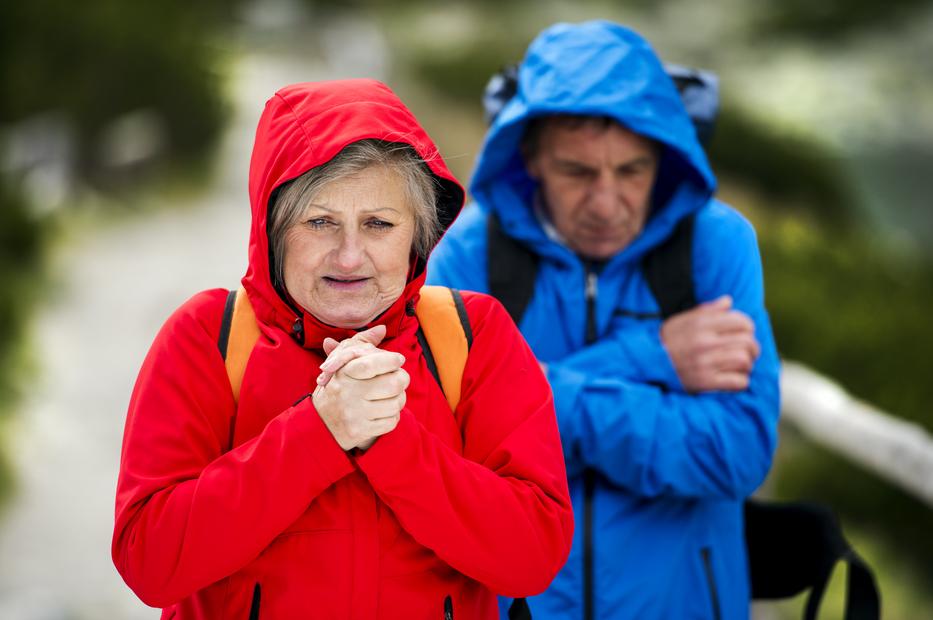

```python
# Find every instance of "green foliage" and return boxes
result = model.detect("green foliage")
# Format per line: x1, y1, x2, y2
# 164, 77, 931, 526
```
709, 106, 860, 225
757, 220, 933, 579
753, 0, 933, 41
0, 1, 241, 503
0, 181, 46, 501
762, 224, 933, 428
0, 0, 239, 184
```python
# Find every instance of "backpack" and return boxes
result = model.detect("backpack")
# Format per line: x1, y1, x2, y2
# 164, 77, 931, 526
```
217, 285, 532, 620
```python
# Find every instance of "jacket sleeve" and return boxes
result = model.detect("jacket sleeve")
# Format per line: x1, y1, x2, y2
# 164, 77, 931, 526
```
547, 210, 781, 499
354, 294, 574, 598
112, 290, 355, 608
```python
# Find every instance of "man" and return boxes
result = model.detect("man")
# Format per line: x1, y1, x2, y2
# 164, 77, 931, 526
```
428, 20, 780, 620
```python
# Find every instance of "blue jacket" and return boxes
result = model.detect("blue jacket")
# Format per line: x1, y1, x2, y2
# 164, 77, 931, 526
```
428, 21, 781, 620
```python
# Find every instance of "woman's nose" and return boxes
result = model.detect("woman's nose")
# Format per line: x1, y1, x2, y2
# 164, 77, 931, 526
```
333, 231, 365, 271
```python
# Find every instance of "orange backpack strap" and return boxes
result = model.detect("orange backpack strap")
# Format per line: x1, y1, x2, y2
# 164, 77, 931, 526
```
217, 285, 471, 411
218, 286, 260, 403
414, 286, 473, 412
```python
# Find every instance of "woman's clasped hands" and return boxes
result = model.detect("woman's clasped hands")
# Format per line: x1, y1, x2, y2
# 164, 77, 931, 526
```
312, 324, 410, 451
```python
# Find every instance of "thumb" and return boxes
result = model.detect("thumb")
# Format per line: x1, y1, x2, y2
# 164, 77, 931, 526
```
353, 324, 387, 346
322, 337, 340, 355
702, 295, 732, 311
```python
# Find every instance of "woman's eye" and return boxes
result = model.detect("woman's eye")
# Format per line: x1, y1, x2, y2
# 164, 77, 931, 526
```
306, 218, 332, 230
367, 219, 394, 230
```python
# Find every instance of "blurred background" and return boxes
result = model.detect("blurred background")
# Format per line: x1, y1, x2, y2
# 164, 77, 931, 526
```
1, 0, 931, 617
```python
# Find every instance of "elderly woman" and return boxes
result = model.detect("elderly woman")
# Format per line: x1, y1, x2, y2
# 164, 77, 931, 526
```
112, 79, 573, 619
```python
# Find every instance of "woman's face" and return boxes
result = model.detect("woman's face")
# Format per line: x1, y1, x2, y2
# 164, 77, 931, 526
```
282, 165, 415, 329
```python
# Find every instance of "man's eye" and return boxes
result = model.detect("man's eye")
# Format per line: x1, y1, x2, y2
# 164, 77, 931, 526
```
562, 167, 594, 179
619, 163, 649, 177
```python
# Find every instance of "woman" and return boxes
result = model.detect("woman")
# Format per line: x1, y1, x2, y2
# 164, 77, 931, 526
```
112, 79, 573, 619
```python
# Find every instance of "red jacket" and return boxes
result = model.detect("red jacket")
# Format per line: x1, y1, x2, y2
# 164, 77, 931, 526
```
112, 79, 573, 619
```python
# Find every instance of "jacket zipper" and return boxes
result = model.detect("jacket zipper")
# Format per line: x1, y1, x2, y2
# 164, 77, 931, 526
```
701, 548, 721, 620
583, 264, 598, 620
444, 594, 453, 620
585, 269, 598, 345
248, 583, 261, 620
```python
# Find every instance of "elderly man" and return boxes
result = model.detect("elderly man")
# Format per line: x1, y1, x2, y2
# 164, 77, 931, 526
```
428, 20, 780, 620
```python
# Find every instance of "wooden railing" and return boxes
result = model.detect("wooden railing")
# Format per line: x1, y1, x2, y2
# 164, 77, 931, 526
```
780, 361, 933, 508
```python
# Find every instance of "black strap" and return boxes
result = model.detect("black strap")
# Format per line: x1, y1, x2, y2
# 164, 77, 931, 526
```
218, 288, 237, 359
641, 214, 697, 318
508, 597, 532, 620
451, 289, 473, 349
744, 500, 880, 619
248, 583, 261, 620
415, 327, 440, 389
486, 211, 697, 325
487, 213, 539, 325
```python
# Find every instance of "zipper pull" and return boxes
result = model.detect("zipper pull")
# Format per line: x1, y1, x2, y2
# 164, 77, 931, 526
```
585, 267, 599, 345
292, 315, 304, 345
585, 270, 598, 301
444, 595, 453, 620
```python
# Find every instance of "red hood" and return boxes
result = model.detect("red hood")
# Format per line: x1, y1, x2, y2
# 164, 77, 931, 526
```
241, 79, 465, 350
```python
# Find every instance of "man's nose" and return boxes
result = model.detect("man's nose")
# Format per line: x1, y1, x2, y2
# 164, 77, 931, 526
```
586, 172, 618, 219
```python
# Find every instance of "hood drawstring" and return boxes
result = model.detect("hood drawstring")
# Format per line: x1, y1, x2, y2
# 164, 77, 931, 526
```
291, 316, 305, 345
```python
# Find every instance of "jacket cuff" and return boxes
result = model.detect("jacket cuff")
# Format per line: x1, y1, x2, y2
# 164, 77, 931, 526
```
617, 325, 685, 392
353, 410, 419, 481
293, 398, 356, 483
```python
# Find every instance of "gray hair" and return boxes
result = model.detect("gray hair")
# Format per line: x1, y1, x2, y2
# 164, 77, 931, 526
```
521, 114, 619, 159
268, 139, 441, 289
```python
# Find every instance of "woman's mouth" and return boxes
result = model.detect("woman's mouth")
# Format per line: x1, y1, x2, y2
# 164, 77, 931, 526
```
323, 276, 370, 290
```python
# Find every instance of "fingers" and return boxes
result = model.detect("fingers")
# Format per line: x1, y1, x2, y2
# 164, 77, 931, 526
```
316, 325, 391, 386
702, 345, 756, 375
699, 295, 732, 312
343, 351, 407, 381
366, 390, 407, 418
701, 310, 755, 336
352, 324, 387, 347
318, 342, 377, 386
713, 372, 751, 392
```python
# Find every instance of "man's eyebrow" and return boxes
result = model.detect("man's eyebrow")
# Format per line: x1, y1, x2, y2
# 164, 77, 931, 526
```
617, 156, 655, 168
553, 158, 596, 169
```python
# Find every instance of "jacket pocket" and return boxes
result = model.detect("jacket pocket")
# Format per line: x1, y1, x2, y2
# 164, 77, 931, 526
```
248, 583, 261, 620
700, 547, 721, 620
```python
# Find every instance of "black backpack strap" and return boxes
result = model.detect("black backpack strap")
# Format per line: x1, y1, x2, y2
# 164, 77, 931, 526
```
508, 597, 532, 620
218, 288, 237, 359
745, 500, 880, 619
415, 327, 440, 389
487, 212, 539, 325
450, 288, 473, 348
641, 213, 697, 318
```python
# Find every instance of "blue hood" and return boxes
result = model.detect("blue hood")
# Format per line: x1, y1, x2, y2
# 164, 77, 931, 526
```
470, 20, 717, 265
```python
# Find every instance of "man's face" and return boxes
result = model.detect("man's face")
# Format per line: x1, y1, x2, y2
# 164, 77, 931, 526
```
525, 120, 660, 260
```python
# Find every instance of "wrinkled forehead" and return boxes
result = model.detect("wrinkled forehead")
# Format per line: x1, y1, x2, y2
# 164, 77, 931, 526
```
527, 115, 660, 163
303, 165, 413, 214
